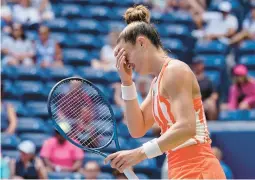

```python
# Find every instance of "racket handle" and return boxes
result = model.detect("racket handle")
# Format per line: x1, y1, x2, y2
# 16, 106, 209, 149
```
123, 168, 139, 179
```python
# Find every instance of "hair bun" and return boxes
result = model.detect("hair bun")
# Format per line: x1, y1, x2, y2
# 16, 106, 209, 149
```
124, 5, 150, 24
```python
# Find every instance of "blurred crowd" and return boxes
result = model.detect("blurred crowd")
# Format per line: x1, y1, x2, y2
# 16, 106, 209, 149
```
1, 0, 255, 179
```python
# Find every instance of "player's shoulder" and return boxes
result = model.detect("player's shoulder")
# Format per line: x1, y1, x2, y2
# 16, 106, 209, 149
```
165, 59, 193, 78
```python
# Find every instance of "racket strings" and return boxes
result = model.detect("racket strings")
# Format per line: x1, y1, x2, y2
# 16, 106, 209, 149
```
51, 83, 84, 104
78, 120, 113, 147
53, 90, 112, 141
51, 80, 114, 149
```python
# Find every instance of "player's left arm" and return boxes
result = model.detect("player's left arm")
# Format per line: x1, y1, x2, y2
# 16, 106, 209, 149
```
156, 64, 196, 152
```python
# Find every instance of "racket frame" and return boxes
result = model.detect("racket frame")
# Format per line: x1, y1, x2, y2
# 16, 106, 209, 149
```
47, 77, 121, 158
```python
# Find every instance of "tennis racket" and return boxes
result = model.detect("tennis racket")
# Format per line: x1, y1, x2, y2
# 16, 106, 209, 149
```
47, 77, 138, 179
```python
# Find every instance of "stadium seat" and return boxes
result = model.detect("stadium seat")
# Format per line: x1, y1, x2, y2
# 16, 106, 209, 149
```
63, 49, 91, 66
25, 101, 49, 119
2, 80, 17, 100
219, 110, 250, 121
4, 100, 27, 117
82, 6, 113, 20
249, 71, 255, 79
238, 40, 255, 55
58, 4, 83, 18
151, 11, 163, 22
172, 11, 193, 26
71, 19, 104, 34
161, 38, 185, 57
1, 134, 20, 150
14, 66, 42, 81
94, 84, 114, 102
15, 81, 45, 101
97, 173, 114, 179
135, 158, 157, 174
71, 34, 102, 49
239, 55, 255, 67
20, 133, 51, 150
137, 173, 150, 179
44, 18, 69, 32
42, 66, 74, 81
195, 40, 228, 54
130, 137, 154, 149
205, 71, 221, 87
16, 117, 49, 134
90, 0, 116, 7
1, 150, 20, 159
164, 24, 191, 39
102, 21, 125, 33
249, 110, 255, 121
111, 8, 127, 20
114, 0, 133, 7
111, 105, 123, 123
1, 65, 16, 80
79, 67, 107, 83
194, 55, 225, 70
103, 136, 128, 153
104, 71, 120, 83
48, 172, 83, 179
117, 122, 130, 138
50, 32, 69, 47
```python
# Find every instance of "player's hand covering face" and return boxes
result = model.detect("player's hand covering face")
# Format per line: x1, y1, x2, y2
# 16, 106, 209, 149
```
114, 46, 133, 85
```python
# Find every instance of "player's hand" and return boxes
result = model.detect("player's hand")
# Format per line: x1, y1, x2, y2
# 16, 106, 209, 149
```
104, 147, 147, 173
114, 46, 133, 86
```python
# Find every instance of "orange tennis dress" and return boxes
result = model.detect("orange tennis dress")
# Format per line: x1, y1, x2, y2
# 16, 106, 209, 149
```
152, 61, 226, 179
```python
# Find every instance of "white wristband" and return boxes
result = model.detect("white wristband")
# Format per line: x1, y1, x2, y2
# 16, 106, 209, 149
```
142, 138, 163, 159
121, 82, 137, 100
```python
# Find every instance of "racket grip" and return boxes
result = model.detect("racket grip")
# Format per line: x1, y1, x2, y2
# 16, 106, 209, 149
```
123, 168, 139, 179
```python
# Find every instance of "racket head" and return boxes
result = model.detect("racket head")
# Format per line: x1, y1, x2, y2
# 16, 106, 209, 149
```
47, 77, 120, 153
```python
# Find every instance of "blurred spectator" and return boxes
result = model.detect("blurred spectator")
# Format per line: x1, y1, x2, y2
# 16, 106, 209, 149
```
222, 65, 255, 110
9, 140, 47, 179
1, 0, 12, 34
212, 147, 233, 179
230, 6, 255, 45
82, 161, 101, 179
1, 83, 17, 134
91, 30, 120, 72
1, 23, 35, 66
35, 25, 63, 68
193, 1, 238, 42
151, 0, 205, 15
0, 153, 10, 179
31, 0, 54, 21
192, 59, 218, 120
40, 130, 84, 173
12, 0, 41, 25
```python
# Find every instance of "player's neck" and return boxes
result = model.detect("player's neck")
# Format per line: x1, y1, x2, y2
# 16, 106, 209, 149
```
149, 50, 169, 76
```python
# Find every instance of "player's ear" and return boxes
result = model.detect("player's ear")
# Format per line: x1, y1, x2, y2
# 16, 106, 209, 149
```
136, 36, 146, 48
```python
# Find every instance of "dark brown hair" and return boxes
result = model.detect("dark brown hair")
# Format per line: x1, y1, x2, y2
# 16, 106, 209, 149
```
118, 5, 163, 49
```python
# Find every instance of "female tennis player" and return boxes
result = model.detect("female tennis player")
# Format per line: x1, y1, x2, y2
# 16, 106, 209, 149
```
104, 5, 226, 179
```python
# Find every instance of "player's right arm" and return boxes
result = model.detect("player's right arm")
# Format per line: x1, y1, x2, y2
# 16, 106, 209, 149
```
115, 48, 154, 138
123, 87, 154, 138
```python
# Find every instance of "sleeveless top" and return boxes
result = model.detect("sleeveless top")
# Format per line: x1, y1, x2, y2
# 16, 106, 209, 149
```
1, 102, 9, 132
15, 158, 38, 179
151, 60, 212, 163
